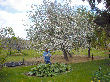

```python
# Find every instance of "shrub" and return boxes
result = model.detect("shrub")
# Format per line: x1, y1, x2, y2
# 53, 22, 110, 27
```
92, 66, 110, 82
27, 63, 72, 77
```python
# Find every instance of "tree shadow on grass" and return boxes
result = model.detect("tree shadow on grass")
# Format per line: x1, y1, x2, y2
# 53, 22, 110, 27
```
0, 68, 11, 81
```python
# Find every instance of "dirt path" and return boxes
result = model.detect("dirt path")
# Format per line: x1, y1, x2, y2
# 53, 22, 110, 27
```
24, 55, 106, 65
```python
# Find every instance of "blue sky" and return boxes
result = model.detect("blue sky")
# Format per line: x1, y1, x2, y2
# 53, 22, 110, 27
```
0, 4, 20, 13
0, 0, 105, 39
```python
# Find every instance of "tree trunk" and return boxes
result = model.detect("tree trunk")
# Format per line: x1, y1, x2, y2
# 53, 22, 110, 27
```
66, 50, 72, 58
61, 49, 68, 61
61, 44, 69, 61
88, 47, 91, 58
109, 50, 110, 58
92, 53, 94, 60
9, 47, 11, 55
63, 51, 69, 61
0, 64, 2, 70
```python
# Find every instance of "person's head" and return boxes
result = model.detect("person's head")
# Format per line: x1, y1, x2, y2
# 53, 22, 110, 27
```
45, 48, 48, 52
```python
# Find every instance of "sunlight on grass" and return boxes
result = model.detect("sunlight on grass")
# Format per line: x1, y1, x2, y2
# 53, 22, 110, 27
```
71, 48, 108, 57
0, 59, 110, 82
1, 48, 108, 62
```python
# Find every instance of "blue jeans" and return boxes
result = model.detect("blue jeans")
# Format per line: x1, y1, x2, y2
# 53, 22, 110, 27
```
45, 60, 51, 64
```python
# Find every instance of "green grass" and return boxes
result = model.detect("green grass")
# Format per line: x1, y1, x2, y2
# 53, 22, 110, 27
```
71, 48, 109, 57
51, 50, 63, 55
4, 49, 63, 62
0, 48, 109, 62
0, 59, 110, 82
4, 49, 43, 62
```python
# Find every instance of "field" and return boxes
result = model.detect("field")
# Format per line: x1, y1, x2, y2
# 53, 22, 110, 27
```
0, 59, 110, 82
0, 48, 110, 82
4, 48, 109, 62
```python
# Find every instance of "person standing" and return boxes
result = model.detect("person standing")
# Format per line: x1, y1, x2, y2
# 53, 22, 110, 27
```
43, 48, 51, 64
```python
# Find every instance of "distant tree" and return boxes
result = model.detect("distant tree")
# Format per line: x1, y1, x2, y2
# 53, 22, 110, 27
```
0, 27, 15, 38
0, 27, 15, 67
0, 27, 15, 55
82, 0, 110, 37
74, 7, 101, 57
26, 0, 98, 60
82, 0, 110, 10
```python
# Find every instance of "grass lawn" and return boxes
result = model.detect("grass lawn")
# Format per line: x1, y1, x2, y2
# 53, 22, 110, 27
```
4, 48, 109, 62
0, 59, 110, 82
3, 49, 43, 62
71, 48, 109, 57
